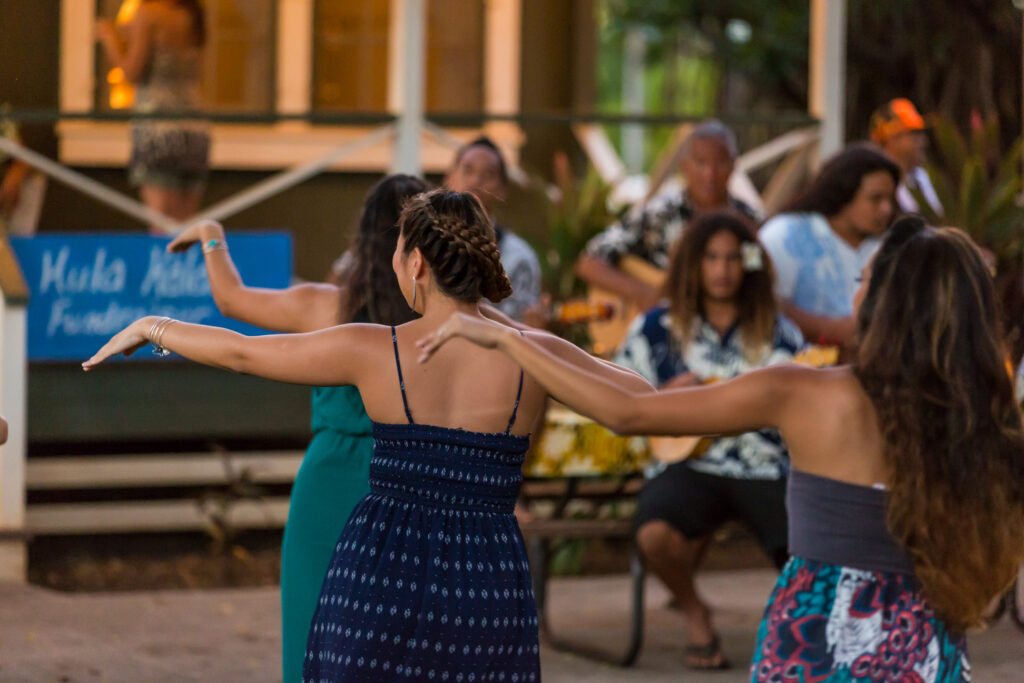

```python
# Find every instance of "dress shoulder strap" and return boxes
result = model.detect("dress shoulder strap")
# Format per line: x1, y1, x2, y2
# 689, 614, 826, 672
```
504, 331, 526, 434
391, 326, 415, 424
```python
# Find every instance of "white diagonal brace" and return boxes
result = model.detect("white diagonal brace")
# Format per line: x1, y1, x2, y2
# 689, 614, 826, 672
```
0, 137, 181, 233
735, 125, 821, 174
188, 124, 396, 225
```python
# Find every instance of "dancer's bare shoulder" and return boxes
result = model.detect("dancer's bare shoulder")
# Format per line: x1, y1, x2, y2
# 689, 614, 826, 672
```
776, 364, 886, 477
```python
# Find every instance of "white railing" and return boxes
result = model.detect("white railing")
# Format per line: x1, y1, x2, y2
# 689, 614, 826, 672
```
24, 450, 302, 535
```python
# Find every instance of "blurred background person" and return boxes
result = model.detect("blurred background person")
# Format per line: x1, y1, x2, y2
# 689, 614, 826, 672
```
166, 174, 429, 683
0, 157, 34, 235
1, 114, 48, 236
0, 159, 29, 217
444, 136, 543, 324
615, 211, 801, 670
758, 144, 898, 350
870, 98, 942, 214
575, 120, 761, 313
96, 0, 209, 234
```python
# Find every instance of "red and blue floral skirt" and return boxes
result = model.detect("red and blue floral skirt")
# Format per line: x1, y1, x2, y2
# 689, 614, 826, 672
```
750, 557, 970, 683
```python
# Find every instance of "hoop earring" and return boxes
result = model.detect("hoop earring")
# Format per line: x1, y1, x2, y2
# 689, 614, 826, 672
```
411, 277, 418, 313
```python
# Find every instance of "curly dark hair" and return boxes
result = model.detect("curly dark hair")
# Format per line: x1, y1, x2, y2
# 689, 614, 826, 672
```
854, 215, 1024, 632
340, 174, 430, 324
783, 143, 900, 218
399, 189, 512, 303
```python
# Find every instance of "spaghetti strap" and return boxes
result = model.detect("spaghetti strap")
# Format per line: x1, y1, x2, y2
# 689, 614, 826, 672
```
391, 326, 415, 424
504, 332, 526, 434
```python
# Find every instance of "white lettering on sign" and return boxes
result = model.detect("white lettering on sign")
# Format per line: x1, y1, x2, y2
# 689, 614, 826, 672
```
46, 298, 215, 337
39, 247, 127, 296
140, 247, 211, 298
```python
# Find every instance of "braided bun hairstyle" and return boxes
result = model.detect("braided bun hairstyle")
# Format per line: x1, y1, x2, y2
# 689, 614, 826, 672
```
399, 189, 513, 303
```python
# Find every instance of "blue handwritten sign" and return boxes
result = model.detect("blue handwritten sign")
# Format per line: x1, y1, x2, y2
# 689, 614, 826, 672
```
9, 233, 292, 361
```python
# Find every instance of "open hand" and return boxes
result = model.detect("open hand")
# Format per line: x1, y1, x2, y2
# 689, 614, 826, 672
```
416, 312, 511, 363
167, 220, 224, 253
82, 317, 154, 371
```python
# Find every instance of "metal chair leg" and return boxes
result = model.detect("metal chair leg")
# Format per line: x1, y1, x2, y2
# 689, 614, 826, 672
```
532, 541, 646, 667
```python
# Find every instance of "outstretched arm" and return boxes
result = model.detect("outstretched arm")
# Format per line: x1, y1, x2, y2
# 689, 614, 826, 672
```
168, 221, 341, 332
480, 304, 652, 391
418, 313, 794, 436
82, 316, 373, 386
530, 333, 653, 393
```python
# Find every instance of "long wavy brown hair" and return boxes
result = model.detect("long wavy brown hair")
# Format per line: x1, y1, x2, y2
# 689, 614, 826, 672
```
663, 211, 778, 362
855, 215, 1024, 632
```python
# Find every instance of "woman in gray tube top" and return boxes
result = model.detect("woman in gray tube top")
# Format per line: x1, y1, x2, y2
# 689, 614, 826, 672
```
420, 215, 1024, 682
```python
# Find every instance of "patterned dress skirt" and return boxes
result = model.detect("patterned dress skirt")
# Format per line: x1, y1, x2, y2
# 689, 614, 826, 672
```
750, 557, 970, 683
303, 422, 540, 683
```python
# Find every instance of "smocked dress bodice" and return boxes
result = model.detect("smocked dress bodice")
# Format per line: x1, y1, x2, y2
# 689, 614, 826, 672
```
369, 423, 528, 515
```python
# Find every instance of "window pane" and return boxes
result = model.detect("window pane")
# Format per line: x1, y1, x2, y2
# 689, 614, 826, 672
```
96, 0, 274, 113
313, 0, 390, 113
425, 0, 483, 113
201, 0, 275, 112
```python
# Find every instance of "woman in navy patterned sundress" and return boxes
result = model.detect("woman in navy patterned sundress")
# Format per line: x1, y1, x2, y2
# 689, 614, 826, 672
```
419, 215, 1024, 682
302, 329, 536, 681
83, 188, 653, 682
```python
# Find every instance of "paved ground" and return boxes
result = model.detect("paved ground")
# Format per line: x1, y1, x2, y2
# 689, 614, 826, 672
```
2, 570, 1021, 682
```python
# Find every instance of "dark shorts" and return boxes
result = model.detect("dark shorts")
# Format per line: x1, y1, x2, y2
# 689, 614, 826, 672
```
634, 462, 789, 569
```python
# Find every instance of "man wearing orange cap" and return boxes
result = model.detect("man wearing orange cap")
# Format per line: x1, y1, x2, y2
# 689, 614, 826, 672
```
870, 98, 942, 214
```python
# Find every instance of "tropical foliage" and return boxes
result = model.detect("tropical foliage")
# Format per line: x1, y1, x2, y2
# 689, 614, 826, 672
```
530, 153, 620, 300
911, 114, 1024, 266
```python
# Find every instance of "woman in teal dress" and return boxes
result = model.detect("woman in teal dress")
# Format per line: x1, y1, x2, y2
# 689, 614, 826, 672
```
166, 174, 428, 682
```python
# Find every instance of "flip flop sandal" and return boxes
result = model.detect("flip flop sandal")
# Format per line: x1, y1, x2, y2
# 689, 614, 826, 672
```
684, 633, 731, 671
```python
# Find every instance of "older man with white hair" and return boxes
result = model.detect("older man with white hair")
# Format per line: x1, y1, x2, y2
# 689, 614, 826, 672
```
575, 120, 761, 312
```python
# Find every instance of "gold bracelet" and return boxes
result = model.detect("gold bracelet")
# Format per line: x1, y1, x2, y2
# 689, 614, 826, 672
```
148, 316, 170, 342
156, 318, 175, 347
147, 319, 164, 344
149, 317, 175, 356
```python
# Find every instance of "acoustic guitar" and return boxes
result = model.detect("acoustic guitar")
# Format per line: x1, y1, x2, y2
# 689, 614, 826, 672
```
586, 255, 666, 355
646, 345, 841, 464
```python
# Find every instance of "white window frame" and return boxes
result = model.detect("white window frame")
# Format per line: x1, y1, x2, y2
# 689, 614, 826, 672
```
57, 0, 522, 172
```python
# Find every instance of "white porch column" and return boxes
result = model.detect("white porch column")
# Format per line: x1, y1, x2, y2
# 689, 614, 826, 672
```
389, 0, 426, 175
809, 0, 847, 159
483, 0, 523, 160
60, 0, 97, 113
0, 239, 29, 581
276, 0, 314, 119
